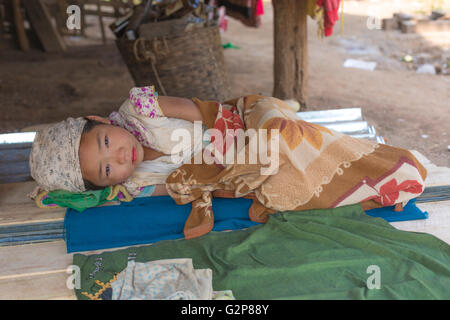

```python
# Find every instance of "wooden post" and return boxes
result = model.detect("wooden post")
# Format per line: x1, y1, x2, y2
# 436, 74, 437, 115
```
112, 0, 121, 18
272, 0, 308, 109
22, 0, 66, 53
12, 0, 30, 51
97, 0, 106, 44
55, 0, 70, 35
0, 1, 5, 36
78, 0, 87, 36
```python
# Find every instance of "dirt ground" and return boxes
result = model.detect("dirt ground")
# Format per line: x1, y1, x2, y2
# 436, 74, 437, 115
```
0, 0, 449, 167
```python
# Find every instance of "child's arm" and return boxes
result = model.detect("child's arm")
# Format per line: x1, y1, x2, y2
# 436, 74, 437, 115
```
158, 96, 203, 123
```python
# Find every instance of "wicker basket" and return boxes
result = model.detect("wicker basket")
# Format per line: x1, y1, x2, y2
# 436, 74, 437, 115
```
116, 25, 231, 101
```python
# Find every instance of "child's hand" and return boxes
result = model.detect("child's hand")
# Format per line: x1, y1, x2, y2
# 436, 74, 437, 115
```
85, 115, 111, 125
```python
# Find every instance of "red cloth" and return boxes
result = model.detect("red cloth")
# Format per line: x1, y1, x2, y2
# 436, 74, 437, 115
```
256, 0, 264, 16
317, 0, 341, 36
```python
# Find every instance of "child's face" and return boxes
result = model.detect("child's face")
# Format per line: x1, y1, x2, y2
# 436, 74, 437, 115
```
79, 124, 144, 187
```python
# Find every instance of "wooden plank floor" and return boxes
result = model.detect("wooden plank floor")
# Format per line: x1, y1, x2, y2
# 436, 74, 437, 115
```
0, 241, 74, 299
0, 181, 66, 226
0, 151, 449, 300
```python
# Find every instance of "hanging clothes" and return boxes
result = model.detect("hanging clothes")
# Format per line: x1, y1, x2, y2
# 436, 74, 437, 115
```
256, 0, 264, 16
317, 0, 342, 36
308, 0, 342, 37
215, 0, 263, 28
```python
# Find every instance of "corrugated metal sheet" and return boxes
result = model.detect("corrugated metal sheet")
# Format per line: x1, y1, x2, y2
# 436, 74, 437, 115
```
297, 108, 385, 143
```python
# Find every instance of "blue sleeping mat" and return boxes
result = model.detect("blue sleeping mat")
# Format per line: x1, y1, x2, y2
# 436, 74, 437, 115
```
63, 196, 427, 253
63, 196, 260, 253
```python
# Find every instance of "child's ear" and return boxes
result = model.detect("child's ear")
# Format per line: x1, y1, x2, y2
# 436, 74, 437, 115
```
86, 115, 111, 125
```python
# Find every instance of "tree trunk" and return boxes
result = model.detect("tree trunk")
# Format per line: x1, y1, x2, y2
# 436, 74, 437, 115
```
272, 0, 308, 109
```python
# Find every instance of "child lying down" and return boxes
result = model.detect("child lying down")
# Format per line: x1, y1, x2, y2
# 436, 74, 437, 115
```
30, 86, 203, 197
29, 86, 427, 238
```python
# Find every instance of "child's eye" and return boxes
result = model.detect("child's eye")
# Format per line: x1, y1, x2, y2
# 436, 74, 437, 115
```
106, 165, 110, 177
105, 136, 109, 147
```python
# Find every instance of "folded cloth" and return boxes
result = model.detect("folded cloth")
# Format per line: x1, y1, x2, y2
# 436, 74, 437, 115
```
63, 196, 260, 253
74, 204, 450, 300
111, 259, 213, 300
366, 198, 428, 222
36, 185, 137, 212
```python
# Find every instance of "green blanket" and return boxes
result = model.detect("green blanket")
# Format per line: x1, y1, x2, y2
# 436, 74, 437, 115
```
73, 204, 450, 300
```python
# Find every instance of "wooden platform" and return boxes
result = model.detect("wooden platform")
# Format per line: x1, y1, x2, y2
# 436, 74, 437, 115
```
0, 107, 449, 299
0, 151, 448, 300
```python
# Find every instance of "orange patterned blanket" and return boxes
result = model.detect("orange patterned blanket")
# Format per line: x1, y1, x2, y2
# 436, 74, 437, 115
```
166, 95, 427, 239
